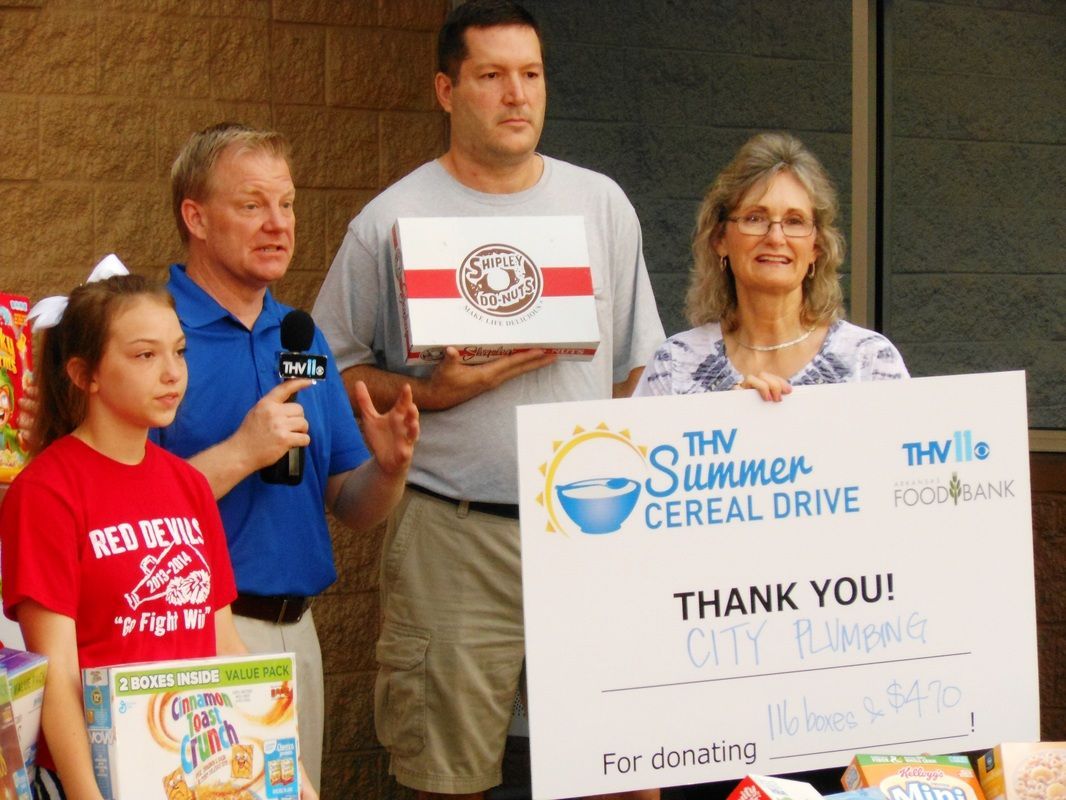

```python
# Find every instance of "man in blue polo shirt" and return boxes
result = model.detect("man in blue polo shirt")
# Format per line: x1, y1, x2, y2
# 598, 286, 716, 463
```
155, 122, 420, 793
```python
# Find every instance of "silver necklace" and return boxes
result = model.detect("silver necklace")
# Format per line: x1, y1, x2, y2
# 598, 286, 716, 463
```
735, 327, 814, 352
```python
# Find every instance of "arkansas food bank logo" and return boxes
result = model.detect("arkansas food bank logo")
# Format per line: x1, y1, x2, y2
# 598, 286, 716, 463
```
536, 422, 648, 536
458, 243, 542, 318
895, 428, 1014, 508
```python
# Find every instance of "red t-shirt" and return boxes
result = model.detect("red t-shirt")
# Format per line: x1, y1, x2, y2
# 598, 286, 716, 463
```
0, 436, 237, 769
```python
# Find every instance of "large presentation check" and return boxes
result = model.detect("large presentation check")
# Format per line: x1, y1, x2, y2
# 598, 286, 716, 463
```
516, 371, 1038, 799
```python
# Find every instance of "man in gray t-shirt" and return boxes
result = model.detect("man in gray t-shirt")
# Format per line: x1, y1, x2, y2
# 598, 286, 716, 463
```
313, 2, 663, 798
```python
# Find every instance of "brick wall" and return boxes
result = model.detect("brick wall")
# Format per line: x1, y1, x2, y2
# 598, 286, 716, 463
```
0, 1, 447, 797
523, 0, 854, 337
1032, 453, 1066, 739
884, 0, 1066, 428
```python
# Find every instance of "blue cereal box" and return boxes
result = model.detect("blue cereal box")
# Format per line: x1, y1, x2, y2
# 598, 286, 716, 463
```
0, 648, 47, 770
83, 653, 300, 800
0, 666, 32, 800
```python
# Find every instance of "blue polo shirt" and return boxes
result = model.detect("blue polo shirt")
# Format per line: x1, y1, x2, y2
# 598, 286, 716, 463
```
154, 264, 370, 596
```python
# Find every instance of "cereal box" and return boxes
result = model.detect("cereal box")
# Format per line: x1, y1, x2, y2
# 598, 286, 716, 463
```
976, 743, 1066, 800
391, 216, 600, 364
843, 754, 987, 800
727, 774, 824, 800
0, 649, 46, 769
0, 292, 32, 484
0, 667, 32, 800
824, 789, 889, 800
83, 653, 300, 800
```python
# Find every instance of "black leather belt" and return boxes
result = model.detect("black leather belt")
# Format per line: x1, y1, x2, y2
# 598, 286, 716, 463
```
409, 484, 520, 520
232, 593, 314, 624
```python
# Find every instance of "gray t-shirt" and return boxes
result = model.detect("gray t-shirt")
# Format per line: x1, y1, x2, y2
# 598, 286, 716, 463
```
313, 156, 665, 503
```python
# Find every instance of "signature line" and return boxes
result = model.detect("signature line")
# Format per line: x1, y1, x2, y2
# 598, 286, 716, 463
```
770, 732, 971, 760
601, 651, 972, 694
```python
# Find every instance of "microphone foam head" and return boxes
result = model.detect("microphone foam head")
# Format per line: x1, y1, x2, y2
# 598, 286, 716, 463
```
280, 309, 316, 352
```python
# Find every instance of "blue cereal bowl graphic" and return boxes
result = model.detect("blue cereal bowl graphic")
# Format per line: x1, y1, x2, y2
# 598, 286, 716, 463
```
555, 477, 641, 534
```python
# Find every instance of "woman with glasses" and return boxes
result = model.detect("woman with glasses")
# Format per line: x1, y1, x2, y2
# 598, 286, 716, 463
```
634, 131, 907, 400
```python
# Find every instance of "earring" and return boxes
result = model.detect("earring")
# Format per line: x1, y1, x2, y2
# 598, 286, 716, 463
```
721, 256, 731, 272
807, 262, 815, 279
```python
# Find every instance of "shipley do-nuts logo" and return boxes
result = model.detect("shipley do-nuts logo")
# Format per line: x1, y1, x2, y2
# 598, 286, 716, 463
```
458, 243, 542, 318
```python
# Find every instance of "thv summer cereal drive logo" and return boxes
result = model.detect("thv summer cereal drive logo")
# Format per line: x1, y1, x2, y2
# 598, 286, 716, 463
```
537, 422, 648, 536
534, 421, 865, 537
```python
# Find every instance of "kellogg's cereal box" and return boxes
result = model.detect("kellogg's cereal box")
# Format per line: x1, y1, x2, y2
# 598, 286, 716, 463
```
977, 743, 1066, 800
391, 216, 600, 364
727, 774, 824, 800
843, 754, 987, 800
83, 654, 300, 800
0, 292, 32, 484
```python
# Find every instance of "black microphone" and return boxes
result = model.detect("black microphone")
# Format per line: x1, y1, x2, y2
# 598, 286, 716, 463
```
260, 310, 328, 485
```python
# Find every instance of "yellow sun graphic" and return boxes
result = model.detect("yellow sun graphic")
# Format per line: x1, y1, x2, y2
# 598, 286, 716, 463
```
536, 422, 648, 535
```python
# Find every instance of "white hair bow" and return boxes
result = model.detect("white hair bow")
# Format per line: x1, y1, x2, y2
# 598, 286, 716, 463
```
27, 254, 130, 332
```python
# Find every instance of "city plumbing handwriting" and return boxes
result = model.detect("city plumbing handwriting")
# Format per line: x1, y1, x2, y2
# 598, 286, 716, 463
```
674, 574, 928, 668
642, 428, 861, 529
684, 609, 928, 669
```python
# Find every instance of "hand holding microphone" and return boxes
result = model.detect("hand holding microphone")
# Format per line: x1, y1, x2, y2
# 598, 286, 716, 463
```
259, 310, 326, 485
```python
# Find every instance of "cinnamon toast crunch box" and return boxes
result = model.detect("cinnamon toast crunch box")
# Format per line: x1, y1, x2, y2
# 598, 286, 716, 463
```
83, 653, 300, 800
843, 754, 987, 800
977, 743, 1066, 800
0, 292, 32, 484
391, 216, 600, 364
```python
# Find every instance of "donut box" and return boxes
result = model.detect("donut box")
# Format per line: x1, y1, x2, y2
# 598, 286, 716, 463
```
391, 216, 600, 364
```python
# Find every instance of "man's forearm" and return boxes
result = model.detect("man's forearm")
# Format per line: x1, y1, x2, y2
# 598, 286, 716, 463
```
328, 460, 407, 533
342, 348, 556, 416
342, 364, 433, 414
188, 439, 257, 500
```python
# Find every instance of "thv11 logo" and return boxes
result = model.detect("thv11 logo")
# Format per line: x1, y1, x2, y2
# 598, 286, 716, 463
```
901, 430, 989, 467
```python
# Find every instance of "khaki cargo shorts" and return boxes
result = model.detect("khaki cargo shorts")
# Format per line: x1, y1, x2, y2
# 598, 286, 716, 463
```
374, 488, 525, 794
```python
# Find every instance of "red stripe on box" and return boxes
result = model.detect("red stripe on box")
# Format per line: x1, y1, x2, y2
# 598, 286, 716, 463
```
403, 267, 593, 299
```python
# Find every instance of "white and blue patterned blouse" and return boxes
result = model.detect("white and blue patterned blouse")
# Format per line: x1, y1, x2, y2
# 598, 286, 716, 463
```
633, 319, 908, 396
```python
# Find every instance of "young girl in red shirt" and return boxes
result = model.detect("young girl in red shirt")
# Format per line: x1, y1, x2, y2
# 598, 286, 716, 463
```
0, 265, 316, 800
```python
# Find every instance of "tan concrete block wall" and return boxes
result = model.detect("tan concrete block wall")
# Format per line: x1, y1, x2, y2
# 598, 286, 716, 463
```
0, 1, 446, 797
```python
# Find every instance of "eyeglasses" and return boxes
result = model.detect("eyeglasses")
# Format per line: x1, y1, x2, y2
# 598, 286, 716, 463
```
726, 213, 815, 238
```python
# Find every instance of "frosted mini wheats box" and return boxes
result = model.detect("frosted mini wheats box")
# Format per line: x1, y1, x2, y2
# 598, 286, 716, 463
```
843, 754, 987, 800
83, 653, 300, 800
391, 216, 600, 364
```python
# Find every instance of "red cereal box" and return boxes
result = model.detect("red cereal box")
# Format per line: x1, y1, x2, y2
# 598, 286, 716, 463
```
0, 292, 32, 484
727, 774, 824, 800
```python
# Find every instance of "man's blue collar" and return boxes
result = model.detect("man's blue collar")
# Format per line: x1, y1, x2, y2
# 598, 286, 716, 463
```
167, 264, 285, 332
